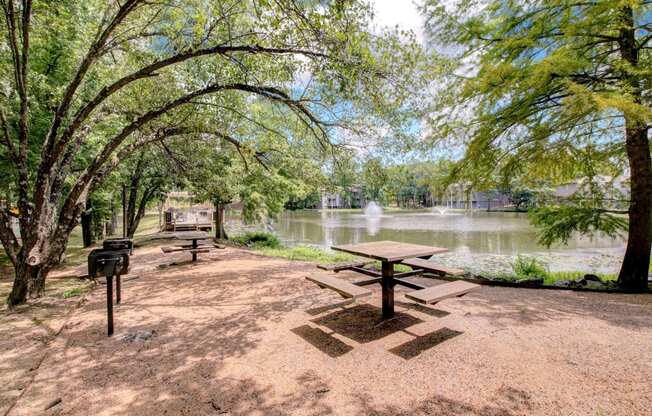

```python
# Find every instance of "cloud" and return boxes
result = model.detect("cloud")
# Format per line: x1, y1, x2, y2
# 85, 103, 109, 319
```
370, 0, 425, 43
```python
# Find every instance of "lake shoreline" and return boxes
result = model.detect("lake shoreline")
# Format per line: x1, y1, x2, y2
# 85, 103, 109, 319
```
258, 208, 626, 275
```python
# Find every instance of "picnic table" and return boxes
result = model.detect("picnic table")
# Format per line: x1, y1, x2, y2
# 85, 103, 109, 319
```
179, 232, 208, 262
331, 241, 449, 319
161, 232, 211, 262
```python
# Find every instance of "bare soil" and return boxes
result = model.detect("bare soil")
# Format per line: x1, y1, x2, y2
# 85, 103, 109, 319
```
1, 243, 651, 416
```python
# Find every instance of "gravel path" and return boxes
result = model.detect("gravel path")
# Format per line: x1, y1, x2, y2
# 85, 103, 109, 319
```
4, 244, 651, 415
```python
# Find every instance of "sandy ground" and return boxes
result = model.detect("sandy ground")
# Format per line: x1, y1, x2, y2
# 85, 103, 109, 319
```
2, 243, 651, 416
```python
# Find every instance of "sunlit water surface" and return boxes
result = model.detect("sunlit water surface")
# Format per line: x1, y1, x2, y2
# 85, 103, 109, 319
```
271, 210, 626, 273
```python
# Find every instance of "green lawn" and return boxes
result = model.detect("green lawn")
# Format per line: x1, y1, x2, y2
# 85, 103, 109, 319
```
251, 244, 412, 272
254, 244, 629, 286
1, 213, 162, 270
254, 245, 361, 265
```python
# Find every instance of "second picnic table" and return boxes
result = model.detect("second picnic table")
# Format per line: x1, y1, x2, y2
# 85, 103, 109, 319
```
331, 241, 449, 319
161, 232, 211, 262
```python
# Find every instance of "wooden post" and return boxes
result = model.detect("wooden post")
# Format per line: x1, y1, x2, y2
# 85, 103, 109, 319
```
122, 185, 127, 238
381, 261, 394, 319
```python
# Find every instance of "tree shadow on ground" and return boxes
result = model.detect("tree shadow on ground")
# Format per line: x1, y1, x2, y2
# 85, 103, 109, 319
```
10, 247, 651, 415
353, 385, 535, 416
304, 299, 354, 316
460, 286, 652, 330
11, 248, 334, 414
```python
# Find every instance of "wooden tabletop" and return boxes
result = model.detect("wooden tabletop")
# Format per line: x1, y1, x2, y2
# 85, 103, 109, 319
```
175, 232, 210, 240
331, 240, 448, 263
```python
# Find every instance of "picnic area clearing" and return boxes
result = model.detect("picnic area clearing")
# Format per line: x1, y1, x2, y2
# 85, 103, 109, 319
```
1, 243, 650, 416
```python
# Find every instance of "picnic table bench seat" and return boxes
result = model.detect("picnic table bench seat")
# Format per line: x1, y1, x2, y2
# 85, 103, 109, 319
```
405, 280, 479, 305
177, 243, 210, 248
401, 257, 465, 276
306, 273, 372, 299
316, 261, 371, 272
161, 245, 211, 254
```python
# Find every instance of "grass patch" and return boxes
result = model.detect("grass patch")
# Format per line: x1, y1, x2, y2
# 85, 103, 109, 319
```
62, 288, 83, 298
61, 284, 93, 299
133, 213, 162, 236
493, 255, 619, 285
254, 245, 360, 265
251, 242, 415, 271
543, 271, 617, 286
0, 252, 11, 267
62, 246, 92, 267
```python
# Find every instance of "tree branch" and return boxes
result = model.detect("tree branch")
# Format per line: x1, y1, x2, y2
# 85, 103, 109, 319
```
51, 43, 330, 166
41, 0, 143, 158
47, 81, 327, 261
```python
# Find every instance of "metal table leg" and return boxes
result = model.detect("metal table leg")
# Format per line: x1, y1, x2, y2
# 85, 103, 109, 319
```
381, 261, 394, 319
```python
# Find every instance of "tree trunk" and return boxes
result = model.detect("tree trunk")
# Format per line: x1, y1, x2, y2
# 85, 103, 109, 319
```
127, 189, 151, 238
617, 6, 651, 292
126, 184, 138, 237
214, 202, 228, 240
8, 259, 47, 306
618, 124, 651, 291
81, 200, 93, 248
158, 201, 163, 231
6, 196, 83, 306
109, 201, 117, 236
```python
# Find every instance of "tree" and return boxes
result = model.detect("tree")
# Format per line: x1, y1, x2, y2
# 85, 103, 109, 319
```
285, 192, 321, 210
385, 165, 411, 207
188, 149, 240, 240
329, 156, 360, 208
188, 130, 322, 239
362, 158, 388, 203
120, 148, 178, 238
424, 0, 652, 291
0, 0, 424, 305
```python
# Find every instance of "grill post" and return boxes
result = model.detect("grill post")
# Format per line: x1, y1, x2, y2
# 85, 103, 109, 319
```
107, 273, 114, 336
89, 245, 130, 336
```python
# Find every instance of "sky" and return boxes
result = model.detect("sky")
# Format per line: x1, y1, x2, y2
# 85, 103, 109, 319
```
371, 0, 425, 43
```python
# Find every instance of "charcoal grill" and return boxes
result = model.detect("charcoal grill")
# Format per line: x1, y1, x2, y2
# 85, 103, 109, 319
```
88, 249, 128, 336
102, 237, 133, 255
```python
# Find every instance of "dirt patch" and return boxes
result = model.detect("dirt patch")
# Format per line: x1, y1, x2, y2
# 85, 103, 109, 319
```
0, 274, 89, 416
1, 243, 651, 415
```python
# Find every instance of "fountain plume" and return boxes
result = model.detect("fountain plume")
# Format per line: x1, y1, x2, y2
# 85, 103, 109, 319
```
364, 201, 383, 217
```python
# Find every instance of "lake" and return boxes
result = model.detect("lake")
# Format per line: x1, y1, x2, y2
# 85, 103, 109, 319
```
271, 209, 626, 274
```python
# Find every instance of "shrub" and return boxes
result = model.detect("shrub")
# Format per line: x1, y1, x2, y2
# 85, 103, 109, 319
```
512, 255, 547, 278
232, 231, 281, 249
